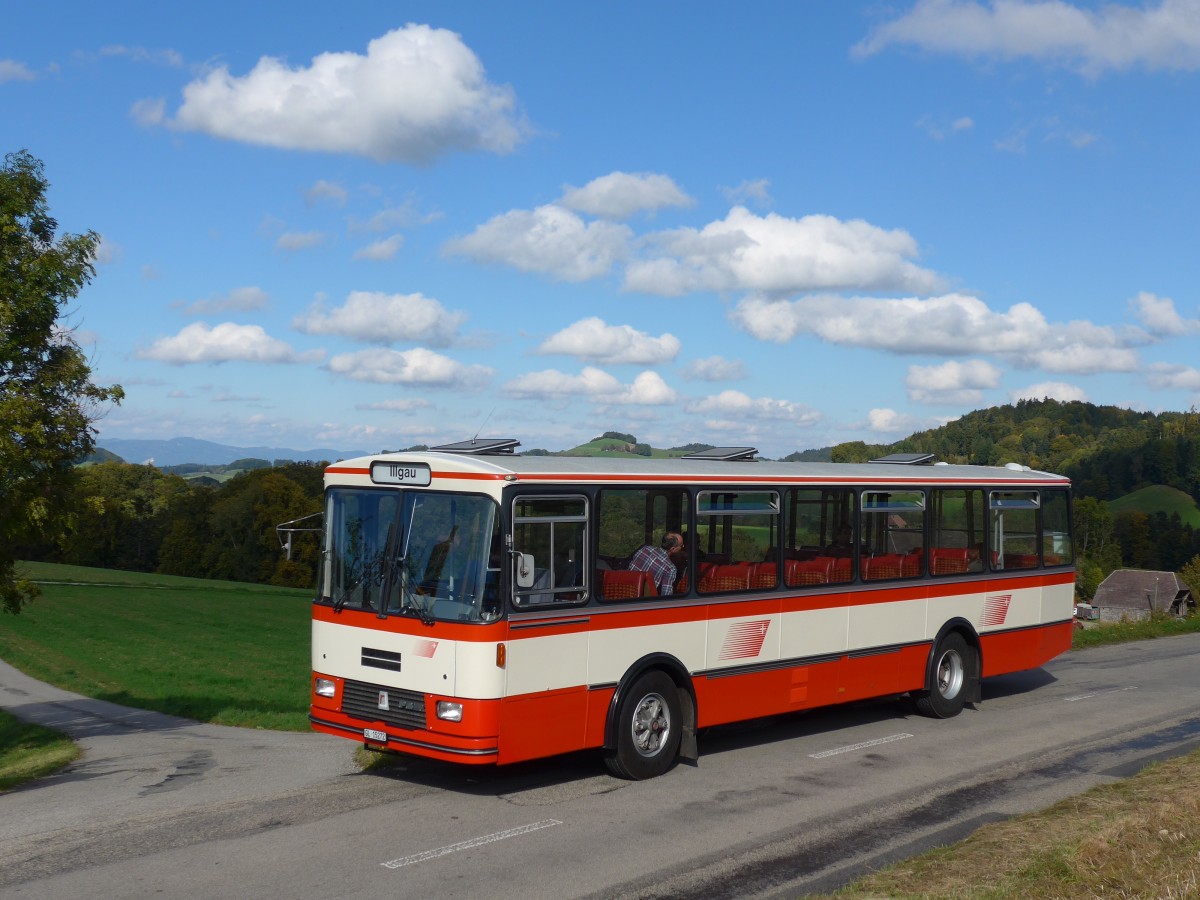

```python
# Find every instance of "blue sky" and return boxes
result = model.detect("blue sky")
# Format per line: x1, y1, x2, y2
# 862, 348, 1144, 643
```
4, 1, 1200, 458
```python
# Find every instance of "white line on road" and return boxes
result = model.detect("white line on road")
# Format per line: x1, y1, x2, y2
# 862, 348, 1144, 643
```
1064, 685, 1139, 702
381, 819, 563, 869
808, 732, 914, 759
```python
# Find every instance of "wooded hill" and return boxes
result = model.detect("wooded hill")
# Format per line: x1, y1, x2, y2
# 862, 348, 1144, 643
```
828, 399, 1200, 583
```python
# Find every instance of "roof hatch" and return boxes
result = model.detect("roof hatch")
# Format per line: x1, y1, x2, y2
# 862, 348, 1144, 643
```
680, 446, 758, 462
869, 452, 936, 465
431, 438, 521, 455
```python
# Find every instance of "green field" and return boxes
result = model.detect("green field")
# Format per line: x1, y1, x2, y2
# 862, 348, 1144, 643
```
1109, 483, 1200, 527
3, 562, 312, 731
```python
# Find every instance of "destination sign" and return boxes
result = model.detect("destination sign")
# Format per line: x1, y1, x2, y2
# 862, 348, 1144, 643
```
370, 461, 432, 486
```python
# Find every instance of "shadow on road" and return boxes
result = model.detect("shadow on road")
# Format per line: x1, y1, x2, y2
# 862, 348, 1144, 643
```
355, 668, 1063, 798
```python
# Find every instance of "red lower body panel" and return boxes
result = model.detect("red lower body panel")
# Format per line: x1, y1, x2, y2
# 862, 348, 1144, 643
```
312, 621, 1072, 767
980, 620, 1073, 677
694, 644, 930, 728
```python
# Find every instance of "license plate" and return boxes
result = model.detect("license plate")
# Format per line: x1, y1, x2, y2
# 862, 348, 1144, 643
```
363, 728, 387, 743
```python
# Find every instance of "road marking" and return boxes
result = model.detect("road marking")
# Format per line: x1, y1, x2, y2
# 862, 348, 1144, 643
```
1064, 685, 1139, 702
381, 819, 563, 869
808, 732, 913, 759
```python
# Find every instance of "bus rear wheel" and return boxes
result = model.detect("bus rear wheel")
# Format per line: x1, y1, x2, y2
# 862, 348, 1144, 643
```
605, 671, 682, 780
914, 633, 975, 719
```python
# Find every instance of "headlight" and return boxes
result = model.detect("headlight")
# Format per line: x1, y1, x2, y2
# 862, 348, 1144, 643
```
314, 678, 336, 698
436, 701, 463, 722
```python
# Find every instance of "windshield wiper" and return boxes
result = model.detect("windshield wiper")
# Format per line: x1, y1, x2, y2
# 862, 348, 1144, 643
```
389, 556, 436, 626
403, 597, 436, 627
332, 557, 382, 611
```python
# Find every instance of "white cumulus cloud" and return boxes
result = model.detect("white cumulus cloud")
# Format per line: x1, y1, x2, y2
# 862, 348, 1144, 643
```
138, 322, 322, 365
854, 0, 1200, 75
731, 292, 1141, 374
559, 172, 694, 220
906, 359, 1002, 404
326, 347, 491, 387
445, 204, 632, 281
294, 291, 465, 346
1010, 381, 1089, 403
536, 317, 680, 365
1130, 291, 1200, 336
625, 206, 944, 296
169, 25, 525, 163
503, 367, 677, 405
867, 408, 922, 434
1146, 363, 1200, 391
686, 390, 821, 425
680, 355, 747, 382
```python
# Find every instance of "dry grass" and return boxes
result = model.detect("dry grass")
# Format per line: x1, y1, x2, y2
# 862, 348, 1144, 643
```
0, 711, 80, 793
831, 748, 1200, 899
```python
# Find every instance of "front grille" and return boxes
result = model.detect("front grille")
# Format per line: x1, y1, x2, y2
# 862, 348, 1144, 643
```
342, 680, 426, 731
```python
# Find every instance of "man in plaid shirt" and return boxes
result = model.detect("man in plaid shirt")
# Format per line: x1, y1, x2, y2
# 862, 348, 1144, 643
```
629, 532, 685, 595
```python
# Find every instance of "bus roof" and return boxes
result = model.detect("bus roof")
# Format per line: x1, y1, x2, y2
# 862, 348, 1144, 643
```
326, 450, 1071, 488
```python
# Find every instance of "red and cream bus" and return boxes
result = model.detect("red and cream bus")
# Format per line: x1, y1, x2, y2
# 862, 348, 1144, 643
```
309, 440, 1074, 779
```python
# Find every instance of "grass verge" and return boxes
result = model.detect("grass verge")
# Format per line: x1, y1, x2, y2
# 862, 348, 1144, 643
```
1072, 610, 1200, 649
826, 746, 1200, 899
0, 710, 79, 793
4, 561, 312, 731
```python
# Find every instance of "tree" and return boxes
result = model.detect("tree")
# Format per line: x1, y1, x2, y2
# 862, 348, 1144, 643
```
1180, 554, 1200, 599
1, 150, 123, 613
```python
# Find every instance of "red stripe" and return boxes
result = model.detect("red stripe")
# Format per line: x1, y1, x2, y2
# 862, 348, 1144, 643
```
979, 594, 1013, 627
718, 620, 771, 660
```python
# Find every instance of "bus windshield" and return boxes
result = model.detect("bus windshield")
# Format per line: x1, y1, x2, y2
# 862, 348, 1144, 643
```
320, 488, 501, 623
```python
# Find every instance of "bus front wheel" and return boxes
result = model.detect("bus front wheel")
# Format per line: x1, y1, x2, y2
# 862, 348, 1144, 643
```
914, 632, 975, 719
605, 671, 682, 780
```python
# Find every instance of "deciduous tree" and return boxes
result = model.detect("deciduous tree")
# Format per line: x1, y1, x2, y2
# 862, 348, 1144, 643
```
1, 150, 123, 613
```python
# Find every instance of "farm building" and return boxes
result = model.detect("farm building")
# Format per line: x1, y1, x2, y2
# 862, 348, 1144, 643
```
1090, 569, 1196, 623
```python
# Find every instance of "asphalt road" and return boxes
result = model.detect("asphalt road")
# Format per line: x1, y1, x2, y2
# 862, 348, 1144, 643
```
3, 634, 1200, 899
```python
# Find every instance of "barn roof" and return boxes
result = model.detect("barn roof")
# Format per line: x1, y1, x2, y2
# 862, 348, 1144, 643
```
1093, 569, 1194, 612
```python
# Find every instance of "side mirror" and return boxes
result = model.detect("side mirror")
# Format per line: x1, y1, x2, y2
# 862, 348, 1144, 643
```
515, 552, 536, 589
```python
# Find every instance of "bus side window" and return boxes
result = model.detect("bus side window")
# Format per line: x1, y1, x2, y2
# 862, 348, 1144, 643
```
696, 490, 778, 594
1041, 490, 1073, 566
511, 495, 588, 607
597, 488, 689, 599
930, 488, 984, 576
860, 490, 925, 581
782, 488, 854, 587
989, 491, 1039, 570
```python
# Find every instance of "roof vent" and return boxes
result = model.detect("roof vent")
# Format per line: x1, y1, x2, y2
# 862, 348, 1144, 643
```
431, 438, 521, 455
680, 446, 758, 462
869, 452, 935, 465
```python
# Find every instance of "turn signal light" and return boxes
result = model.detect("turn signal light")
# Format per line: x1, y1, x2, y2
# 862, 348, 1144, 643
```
496, 642, 506, 668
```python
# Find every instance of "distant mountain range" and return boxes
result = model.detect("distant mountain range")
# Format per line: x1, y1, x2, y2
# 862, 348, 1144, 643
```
96, 437, 368, 467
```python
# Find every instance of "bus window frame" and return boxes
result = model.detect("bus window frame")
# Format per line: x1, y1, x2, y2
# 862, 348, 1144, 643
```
510, 491, 590, 610
989, 490, 1041, 570
859, 489, 926, 580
